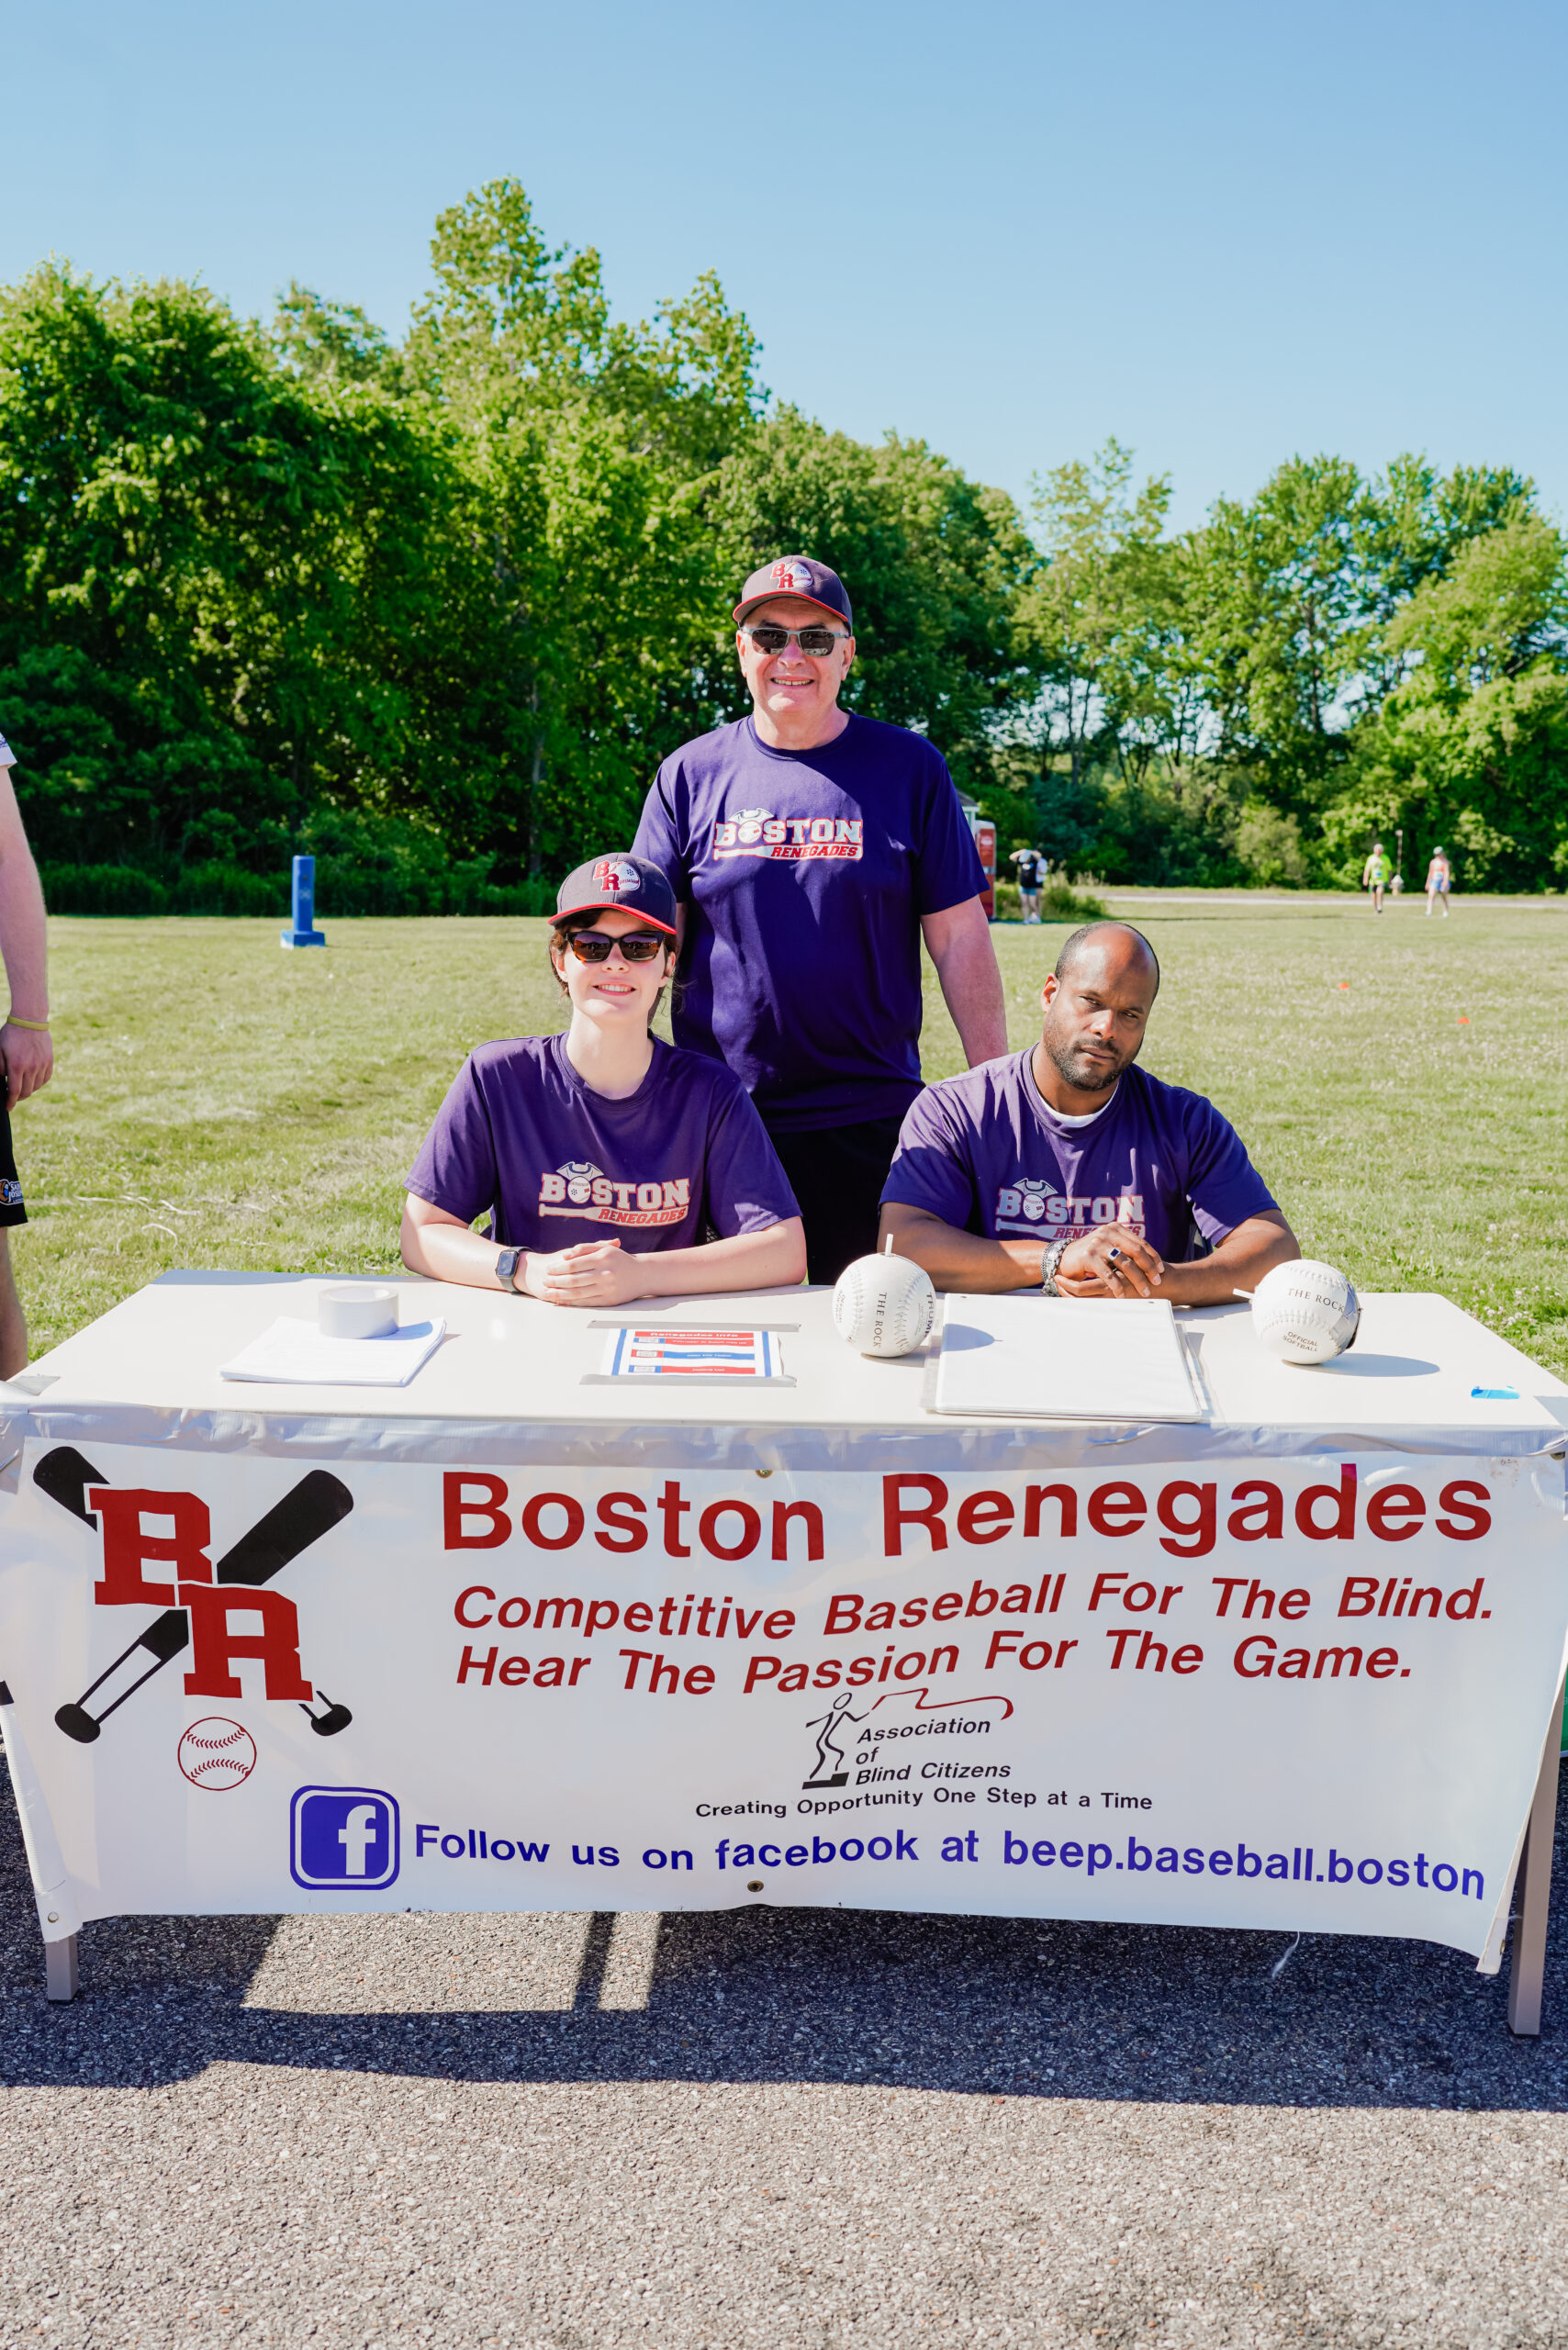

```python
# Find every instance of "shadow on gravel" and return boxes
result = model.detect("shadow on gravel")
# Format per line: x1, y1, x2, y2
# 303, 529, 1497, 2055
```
3, 1765, 1565, 2114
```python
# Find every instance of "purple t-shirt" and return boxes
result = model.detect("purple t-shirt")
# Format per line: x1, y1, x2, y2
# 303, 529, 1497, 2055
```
882, 1051, 1277, 1262
406, 1035, 800, 1255
632, 713, 986, 1132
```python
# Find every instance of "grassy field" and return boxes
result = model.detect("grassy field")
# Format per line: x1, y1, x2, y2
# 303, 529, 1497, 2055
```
11, 892, 1568, 1375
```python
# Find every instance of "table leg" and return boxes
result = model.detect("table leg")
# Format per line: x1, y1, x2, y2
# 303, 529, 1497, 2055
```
1507, 1666, 1566, 2037
45, 1933, 79, 2003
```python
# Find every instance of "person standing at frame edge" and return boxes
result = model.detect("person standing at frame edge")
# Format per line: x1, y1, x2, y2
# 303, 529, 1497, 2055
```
0, 729, 53, 1374
633, 556, 1008, 1282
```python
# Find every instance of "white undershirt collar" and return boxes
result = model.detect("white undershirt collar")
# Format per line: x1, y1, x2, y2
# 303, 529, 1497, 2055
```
1024, 1049, 1120, 1130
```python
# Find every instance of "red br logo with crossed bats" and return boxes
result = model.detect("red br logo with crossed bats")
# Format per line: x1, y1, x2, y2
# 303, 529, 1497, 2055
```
32, 1449, 354, 1745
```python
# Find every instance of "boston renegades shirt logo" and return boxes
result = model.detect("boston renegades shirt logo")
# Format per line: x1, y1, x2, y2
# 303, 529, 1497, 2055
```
711, 807, 864, 864
538, 1159, 693, 1228
994, 1178, 1146, 1237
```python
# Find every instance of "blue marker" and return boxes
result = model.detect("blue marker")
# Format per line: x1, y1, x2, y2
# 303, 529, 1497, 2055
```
281, 855, 326, 950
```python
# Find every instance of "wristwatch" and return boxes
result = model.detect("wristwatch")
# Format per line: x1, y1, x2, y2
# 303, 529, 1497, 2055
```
495, 1247, 524, 1292
1040, 1237, 1071, 1296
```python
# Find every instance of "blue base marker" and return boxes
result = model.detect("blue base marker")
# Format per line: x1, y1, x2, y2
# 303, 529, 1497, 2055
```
280, 854, 326, 950
1472, 1385, 1519, 1400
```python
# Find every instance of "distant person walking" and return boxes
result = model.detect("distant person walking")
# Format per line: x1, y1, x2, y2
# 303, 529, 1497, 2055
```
1014, 848, 1046, 923
0, 730, 54, 1375
1361, 841, 1389, 913
1425, 847, 1452, 918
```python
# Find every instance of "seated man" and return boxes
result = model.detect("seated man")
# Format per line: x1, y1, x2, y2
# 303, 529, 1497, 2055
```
879, 921, 1299, 1301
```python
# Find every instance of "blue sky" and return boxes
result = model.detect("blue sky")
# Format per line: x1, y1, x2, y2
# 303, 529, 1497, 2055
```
2, 0, 1562, 532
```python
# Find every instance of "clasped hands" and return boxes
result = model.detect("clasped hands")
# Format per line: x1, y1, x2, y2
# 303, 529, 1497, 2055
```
520, 1237, 651, 1308
520, 1223, 1170, 1304
1052, 1220, 1165, 1300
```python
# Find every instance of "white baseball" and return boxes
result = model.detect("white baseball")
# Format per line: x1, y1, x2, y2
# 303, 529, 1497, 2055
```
833, 1252, 935, 1358
1249, 1259, 1361, 1365
177, 1718, 258, 1790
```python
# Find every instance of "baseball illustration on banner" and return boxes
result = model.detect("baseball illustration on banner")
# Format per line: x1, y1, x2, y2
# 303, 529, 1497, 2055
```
833, 1237, 935, 1358
1242, 1259, 1361, 1364
177, 1718, 257, 1789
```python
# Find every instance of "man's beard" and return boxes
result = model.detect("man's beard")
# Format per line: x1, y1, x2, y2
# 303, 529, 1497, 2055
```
1042, 1027, 1127, 1094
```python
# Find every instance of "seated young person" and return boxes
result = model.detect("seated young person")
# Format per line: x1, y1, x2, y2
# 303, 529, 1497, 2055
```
879, 921, 1299, 1301
401, 856, 806, 1308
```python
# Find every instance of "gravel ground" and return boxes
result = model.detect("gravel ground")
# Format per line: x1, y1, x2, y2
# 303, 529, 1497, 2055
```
2, 1763, 1566, 2349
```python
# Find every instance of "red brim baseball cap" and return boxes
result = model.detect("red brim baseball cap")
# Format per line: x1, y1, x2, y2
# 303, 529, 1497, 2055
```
734, 554, 853, 631
552, 854, 678, 936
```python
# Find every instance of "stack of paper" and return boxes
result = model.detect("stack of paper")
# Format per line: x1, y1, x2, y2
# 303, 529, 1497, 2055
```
219, 1316, 446, 1387
932, 1294, 1203, 1422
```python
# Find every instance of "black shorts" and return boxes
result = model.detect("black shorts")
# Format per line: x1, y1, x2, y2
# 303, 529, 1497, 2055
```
0, 1101, 25, 1226
763, 1113, 905, 1287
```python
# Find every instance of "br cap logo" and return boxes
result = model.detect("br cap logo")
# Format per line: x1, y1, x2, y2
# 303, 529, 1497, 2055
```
769, 560, 812, 594
591, 857, 639, 895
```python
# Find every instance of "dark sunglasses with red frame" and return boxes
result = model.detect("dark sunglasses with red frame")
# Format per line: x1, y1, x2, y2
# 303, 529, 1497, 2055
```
561, 930, 670, 965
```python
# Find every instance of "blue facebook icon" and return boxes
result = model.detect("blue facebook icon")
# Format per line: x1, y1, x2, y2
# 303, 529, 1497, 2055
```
291, 1786, 400, 1891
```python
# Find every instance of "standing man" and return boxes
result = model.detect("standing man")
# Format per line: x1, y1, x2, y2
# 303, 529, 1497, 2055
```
0, 730, 54, 1374
1361, 839, 1389, 913
1425, 845, 1452, 918
1013, 846, 1046, 923
633, 556, 1007, 1282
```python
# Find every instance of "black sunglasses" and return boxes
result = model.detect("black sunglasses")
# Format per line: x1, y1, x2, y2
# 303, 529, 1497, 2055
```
562, 930, 669, 964
741, 624, 849, 657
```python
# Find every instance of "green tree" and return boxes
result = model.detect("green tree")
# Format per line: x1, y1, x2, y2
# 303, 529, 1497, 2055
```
0, 261, 457, 869
1184, 454, 1373, 811
393, 178, 767, 870
405, 178, 765, 477
1020, 439, 1192, 789
1327, 514, 1568, 888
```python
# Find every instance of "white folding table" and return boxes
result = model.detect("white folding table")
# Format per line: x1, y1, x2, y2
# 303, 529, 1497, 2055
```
2, 1276, 1562, 2028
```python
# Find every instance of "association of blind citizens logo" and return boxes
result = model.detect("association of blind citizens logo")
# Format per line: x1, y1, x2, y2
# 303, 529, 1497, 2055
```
711, 809, 864, 864
537, 1159, 692, 1228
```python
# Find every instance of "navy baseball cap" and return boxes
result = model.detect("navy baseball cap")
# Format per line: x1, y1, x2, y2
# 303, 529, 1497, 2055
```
553, 854, 678, 937
734, 555, 853, 632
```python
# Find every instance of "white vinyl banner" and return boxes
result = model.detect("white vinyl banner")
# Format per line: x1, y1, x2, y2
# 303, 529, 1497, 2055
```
3, 1439, 1564, 1968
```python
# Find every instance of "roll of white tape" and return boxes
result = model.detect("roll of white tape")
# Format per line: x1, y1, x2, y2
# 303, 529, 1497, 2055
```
319, 1285, 398, 1340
